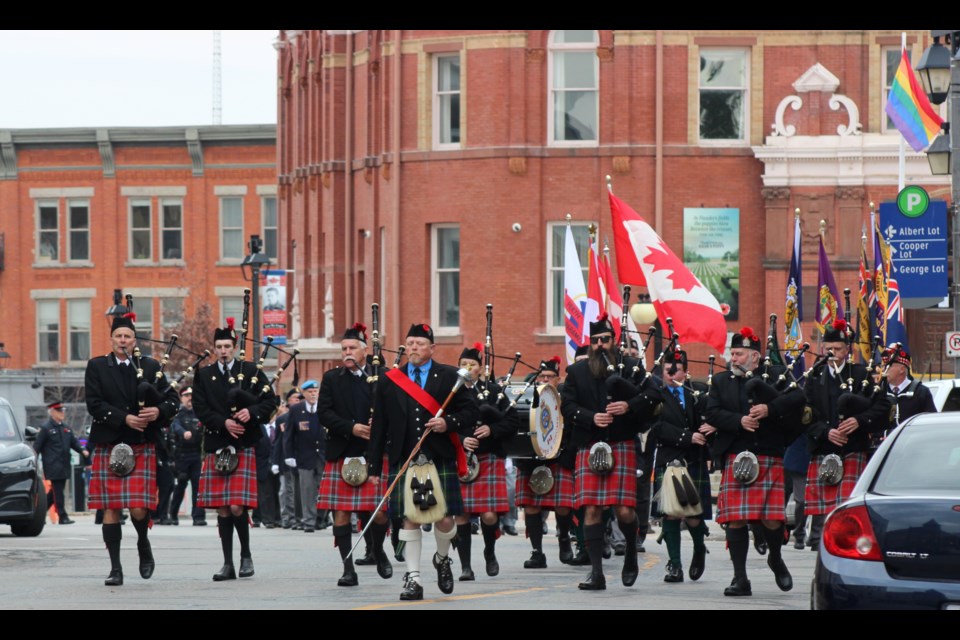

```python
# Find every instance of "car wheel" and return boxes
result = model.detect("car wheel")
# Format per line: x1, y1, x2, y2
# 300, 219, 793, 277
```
11, 481, 47, 537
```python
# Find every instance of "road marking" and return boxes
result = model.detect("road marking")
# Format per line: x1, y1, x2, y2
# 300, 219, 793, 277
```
353, 586, 547, 610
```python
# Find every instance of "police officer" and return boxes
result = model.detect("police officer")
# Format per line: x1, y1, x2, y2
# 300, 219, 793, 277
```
35, 401, 89, 524
170, 387, 206, 526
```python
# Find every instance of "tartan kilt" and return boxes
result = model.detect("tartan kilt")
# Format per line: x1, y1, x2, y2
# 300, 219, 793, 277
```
652, 459, 714, 520
575, 442, 638, 508
515, 462, 575, 509
197, 448, 258, 508
317, 458, 388, 512
88, 444, 158, 510
387, 457, 463, 520
460, 453, 509, 514
716, 454, 784, 524
804, 452, 868, 516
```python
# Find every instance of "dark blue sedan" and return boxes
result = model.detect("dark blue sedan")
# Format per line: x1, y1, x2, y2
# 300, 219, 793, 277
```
812, 412, 960, 609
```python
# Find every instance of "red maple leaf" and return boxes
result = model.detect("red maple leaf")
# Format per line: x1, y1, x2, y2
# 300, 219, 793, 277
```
642, 241, 699, 293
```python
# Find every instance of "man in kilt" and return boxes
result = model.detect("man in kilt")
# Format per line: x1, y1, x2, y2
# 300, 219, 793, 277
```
705, 326, 804, 596
317, 322, 393, 587
85, 312, 180, 586
515, 357, 577, 569
192, 319, 279, 581
561, 314, 662, 591
803, 320, 890, 551
651, 346, 712, 583
367, 323, 478, 601
453, 343, 515, 581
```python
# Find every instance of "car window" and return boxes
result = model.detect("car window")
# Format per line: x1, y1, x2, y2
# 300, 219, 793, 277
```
941, 388, 960, 412
0, 406, 21, 444
873, 422, 960, 494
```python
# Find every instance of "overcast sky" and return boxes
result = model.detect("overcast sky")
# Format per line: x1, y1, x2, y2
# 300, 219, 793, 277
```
0, 30, 278, 129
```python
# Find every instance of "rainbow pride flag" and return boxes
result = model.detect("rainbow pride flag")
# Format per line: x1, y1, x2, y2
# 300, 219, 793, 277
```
885, 47, 944, 152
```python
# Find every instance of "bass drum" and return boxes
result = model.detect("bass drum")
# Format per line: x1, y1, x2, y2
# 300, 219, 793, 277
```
501, 382, 563, 460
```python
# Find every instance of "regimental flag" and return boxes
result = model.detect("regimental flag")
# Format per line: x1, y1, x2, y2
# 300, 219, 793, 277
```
607, 191, 727, 352
563, 225, 589, 365
885, 46, 945, 153
879, 224, 910, 352
584, 237, 605, 339
816, 233, 843, 333
856, 236, 874, 362
873, 218, 890, 346
784, 214, 805, 380
601, 248, 635, 345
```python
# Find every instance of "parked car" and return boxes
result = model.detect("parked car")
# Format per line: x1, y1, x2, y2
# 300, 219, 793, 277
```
0, 398, 46, 536
811, 412, 960, 609
920, 378, 960, 412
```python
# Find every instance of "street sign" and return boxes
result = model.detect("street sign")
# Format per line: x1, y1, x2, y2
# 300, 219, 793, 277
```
946, 331, 960, 358
879, 200, 948, 309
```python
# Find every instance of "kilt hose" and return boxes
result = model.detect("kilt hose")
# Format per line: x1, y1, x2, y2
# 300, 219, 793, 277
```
716, 454, 784, 524
652, 458, 714, 520
575, 441, 638, 508
460, 452, 509, 514
317, 458, 388, 513
197, 448, 258, 509
515, 461, 575, 509
88, 444, 158, 510
804, 452, 868, 516
386, 457, 463, 520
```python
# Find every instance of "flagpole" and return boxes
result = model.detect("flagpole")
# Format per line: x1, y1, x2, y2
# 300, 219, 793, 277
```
898, 32, 907, 192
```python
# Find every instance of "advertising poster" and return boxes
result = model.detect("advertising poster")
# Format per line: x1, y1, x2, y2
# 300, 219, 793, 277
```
683, 208, 740, 321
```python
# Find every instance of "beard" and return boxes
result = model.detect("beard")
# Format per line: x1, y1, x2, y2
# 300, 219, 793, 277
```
587, 347, 612, 379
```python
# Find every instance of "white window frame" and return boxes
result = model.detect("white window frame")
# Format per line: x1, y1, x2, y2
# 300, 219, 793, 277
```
220, 296, 244, 327
261, 195, 278, 262
545, 221, 592, 334
697, 48, 750, 146
220, 196, 245, 262
430, 224, 460, 335
37, 300, 60, 363
547, 30, 599, 148
129, 198, 153, 262
160, 197, 184, 261
36, 200, 60, 263
160, 297, 184, 333
433, 53, 462, 150
135, 297, 155, 342
67, 299, 91, 363
66, 199, 90, 263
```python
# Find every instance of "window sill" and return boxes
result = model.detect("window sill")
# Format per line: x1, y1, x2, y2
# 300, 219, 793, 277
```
33, 261, 94, 268
533, 332, 565, 344
432, 333, 462, 345
697, 139, 750, 148
547, 140, 599, 149
216, 260, 244, 267
158, 259, 186, 267
124, 261, 161, 268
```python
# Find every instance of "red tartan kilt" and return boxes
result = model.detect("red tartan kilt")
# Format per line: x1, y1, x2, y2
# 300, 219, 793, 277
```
460, 453, 509, 514
197, 448, 258, 508
317, 458, 387, 512
804, 452, 868, 516
88, 444, 158, 510
516, 463, 575, 509
716, 454, 784, 524
575, 442, 638, 508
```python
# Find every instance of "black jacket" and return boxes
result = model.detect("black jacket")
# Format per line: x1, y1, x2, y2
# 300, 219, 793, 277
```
34, 418, 86, 480
85, 353, 180, 446
367, 361, 478, 477
804, 361, 891, 456
192, 360, 279, 453
317, 364, 373, 461
171, 406, 202, 457
282, 401, 326, 469
653, 381, 710, 468
458, 382, 518, 459
886, 377, 937, 431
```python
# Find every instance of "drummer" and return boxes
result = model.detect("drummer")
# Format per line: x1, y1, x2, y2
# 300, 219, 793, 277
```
514, 356, 577, 569
452, 343, 516, 581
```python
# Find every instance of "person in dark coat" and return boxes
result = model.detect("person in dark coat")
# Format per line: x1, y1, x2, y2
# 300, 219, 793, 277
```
85, 312, 180, 586
883, 346, 937, 431
169, 387, 206, 525
282, 379, 326, 532
272, 389, 303, 528
34, 401, 89, 524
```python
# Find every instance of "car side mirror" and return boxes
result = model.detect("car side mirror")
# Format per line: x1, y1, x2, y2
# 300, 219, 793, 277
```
24, 426, 39, 442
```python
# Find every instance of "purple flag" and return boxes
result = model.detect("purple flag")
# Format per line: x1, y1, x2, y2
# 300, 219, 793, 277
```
816, 234, 843, 333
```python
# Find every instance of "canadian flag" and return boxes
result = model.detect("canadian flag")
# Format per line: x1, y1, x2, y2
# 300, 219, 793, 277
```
608, 191, 727, 353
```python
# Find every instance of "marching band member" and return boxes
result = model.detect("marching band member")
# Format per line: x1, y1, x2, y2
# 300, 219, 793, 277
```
367, 323, 478, 601
706, 327, 804, 597
803, 320, 890, 551
192, 319, 280, 581
883, 345, 936, 431
561, 314, 661, 591
85, 312, 179, 586
453, 343, 515, 581
316, 323, 393, 587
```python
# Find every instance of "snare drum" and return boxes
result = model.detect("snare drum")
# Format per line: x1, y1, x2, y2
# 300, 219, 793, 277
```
500, 382, 563, 460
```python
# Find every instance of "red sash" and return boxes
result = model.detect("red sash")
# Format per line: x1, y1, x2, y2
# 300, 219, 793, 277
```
385, 367, 468, 476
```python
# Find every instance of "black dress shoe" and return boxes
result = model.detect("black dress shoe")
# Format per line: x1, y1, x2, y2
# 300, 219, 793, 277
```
689, 545, 708, 581
723, 576, 752, 596
104, 569, 123, 586
568, 549, 591, 566
471, 521, 480, 535
375, 550, 393, 579
239, 557, 255, 578
663, 561, 684, 583
753, 537, 768, 556
193, 519, 207, 526
292, 523, 304, 531
622, 553, 639, 587
523, 550, 547, 569
793, 538, 805, 550
613, 543, 626, 557
578, 571, 607, 591
809, 541, 820, 552
768, 556, 793, 591
303, 527, 315, 533
636, 542, 646, 553
213, 564, 237, 581
501, 524, 518, 536
158, 517, 173, 526
400, 574, 423, 601
602, 543, 612, 559
170, 515, 179, 525
433, 553, 454, 594
459, 566, 476, 581
484, 548, 500, 577
338, 569, 359, 587
558, 537, 574, 564
355, 549, 377, 565
137, 541, 155, 579
59, 517, 75, 525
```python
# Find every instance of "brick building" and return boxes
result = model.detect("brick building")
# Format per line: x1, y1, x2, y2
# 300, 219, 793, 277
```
0, 125, 277, 426
276, 30, 950, 381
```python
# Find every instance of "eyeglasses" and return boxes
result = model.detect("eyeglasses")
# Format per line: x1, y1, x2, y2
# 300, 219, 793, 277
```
590, 335, 613, 345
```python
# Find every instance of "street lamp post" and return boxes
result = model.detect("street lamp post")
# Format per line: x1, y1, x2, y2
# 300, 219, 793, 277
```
630, 293, 662, 376
240, 235, 272, 347
917, 30, 960, 375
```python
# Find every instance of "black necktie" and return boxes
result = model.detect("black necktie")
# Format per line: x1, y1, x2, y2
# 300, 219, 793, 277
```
413, 368, 423, 387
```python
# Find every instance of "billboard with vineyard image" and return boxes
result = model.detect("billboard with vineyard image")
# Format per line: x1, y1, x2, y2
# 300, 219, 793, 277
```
683, 208, 739, 321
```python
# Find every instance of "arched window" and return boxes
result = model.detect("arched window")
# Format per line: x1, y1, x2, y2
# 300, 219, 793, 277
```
548, 30, 599, 146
